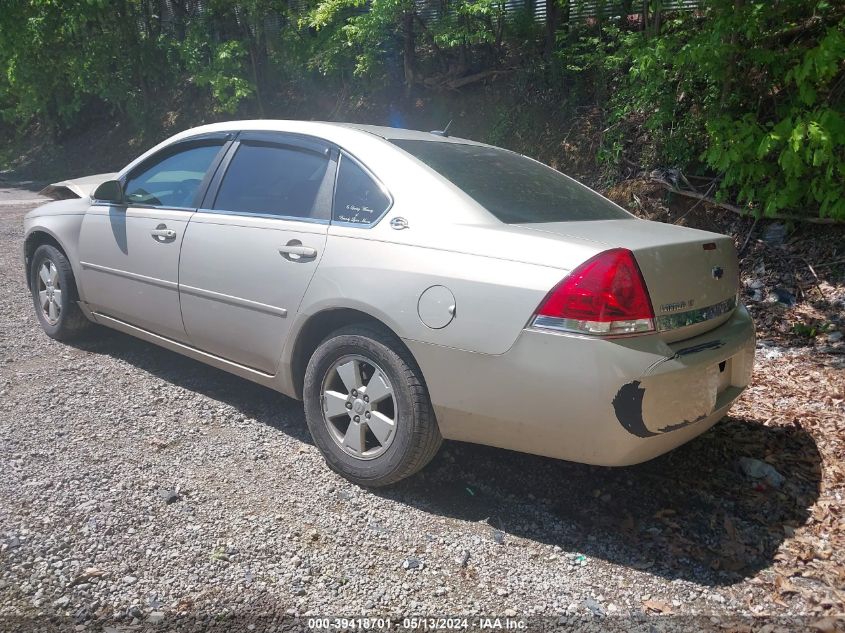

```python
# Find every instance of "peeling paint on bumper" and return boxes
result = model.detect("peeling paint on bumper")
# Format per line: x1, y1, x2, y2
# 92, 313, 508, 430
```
407, 305, 756, 467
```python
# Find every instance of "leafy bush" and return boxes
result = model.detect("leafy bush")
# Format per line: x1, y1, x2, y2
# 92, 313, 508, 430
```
706, 26, 845, 219
604, 0, 845, 220
0, 1, 842, 220
179, 36, 255, 114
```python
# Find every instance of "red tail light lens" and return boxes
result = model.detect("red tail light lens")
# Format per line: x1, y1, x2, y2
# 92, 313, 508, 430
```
532, 248, 655, 336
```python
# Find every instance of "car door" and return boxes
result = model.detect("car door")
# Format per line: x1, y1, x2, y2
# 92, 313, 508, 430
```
78, 135, 230, 342
178, 132, 336, 374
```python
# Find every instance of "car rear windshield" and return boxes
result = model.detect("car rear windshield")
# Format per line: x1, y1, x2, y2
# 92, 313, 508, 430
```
391, 140, 631, 224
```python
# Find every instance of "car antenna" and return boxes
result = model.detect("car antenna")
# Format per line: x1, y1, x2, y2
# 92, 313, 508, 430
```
430, 119, 453, 137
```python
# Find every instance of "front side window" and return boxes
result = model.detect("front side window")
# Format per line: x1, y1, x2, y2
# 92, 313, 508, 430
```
391, 140, 632, 224
332, 155, 391, 224
212, 142, 330, 219
124, 143, 223, 208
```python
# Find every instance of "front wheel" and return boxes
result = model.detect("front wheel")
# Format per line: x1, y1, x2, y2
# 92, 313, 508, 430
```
303, 324, 441, 487
29, 244, 92, 341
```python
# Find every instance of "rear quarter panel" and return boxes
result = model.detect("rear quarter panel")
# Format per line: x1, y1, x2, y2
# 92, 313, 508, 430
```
298, 230, 566, 355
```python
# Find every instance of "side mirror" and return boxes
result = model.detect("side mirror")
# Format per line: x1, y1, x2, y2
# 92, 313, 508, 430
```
92, 180, 124, 204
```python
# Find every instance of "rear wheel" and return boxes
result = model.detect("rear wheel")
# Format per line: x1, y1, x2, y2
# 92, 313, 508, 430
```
303, 324, 441, 487
29, 244, 92, 341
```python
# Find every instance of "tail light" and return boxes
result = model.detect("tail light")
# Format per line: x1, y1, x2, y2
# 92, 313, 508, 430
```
531, 248, 655, 336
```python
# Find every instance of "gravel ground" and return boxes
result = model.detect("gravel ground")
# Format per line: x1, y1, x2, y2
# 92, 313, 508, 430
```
1, 188, 843, 632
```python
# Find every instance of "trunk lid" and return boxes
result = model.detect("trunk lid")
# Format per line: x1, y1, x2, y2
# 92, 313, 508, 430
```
517, 219, 739, 342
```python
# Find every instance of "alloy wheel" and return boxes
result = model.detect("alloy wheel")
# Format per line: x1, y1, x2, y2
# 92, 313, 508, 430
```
320, 354, 397, 460
36, 260, 62, 325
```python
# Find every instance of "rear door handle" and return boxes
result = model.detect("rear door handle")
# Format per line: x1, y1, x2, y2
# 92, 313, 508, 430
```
278, 244, 318, 259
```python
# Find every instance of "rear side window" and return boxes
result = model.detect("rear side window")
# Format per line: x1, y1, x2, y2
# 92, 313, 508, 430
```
391, 140, 631, 224
213, 143, 330, 219
332, 155, 391, 224
124, 143, 223, 208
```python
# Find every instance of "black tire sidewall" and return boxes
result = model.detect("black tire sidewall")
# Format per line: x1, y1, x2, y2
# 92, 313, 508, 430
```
304, 332, 419, 485
30, 245, 76, 339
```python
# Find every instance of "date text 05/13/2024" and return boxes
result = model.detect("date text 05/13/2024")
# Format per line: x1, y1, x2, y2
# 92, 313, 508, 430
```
307, 617, 527, 630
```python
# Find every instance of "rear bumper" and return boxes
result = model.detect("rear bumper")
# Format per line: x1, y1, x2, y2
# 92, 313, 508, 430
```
407, 305, 756, 466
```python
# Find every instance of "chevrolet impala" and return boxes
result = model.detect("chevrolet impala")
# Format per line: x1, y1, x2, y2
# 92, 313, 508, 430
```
23, 120, 755, 486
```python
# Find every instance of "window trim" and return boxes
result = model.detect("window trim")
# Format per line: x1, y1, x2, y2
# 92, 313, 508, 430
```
197, 133, 337, 225
329, 151, 394, 229
237, 131, 332, 157
116, 133, 233, 211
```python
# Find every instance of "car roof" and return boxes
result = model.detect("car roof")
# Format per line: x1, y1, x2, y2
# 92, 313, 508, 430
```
324, 122, 484, 145
118, 119, 498, 227
122, 119, 490, 184
164, 119, 484, 147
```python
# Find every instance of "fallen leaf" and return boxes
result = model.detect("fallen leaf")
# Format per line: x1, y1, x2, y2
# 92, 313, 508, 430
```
149, 437, 169, 449
175, 596, 195, 612
642, 599, 673, 614
632, 560, 654, 570
724, 515, 737, 540
70, 567, 108, 586
653, 509, 677, 519
810, 617, 840, 633
775, 574, 799, 595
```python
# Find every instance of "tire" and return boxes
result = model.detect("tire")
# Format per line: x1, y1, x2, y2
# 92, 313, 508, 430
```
303, 323, 442, 487
29, 244, 92, 341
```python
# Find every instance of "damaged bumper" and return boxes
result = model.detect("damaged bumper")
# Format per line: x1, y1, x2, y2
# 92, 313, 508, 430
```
409, 305, 755, 466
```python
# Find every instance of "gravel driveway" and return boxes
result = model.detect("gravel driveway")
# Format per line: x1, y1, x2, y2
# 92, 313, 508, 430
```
1, 187, 843, 632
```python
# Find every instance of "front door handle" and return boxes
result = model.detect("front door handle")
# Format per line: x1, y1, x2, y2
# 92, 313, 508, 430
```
151, 224, 177, 242
279, 242, 318, 260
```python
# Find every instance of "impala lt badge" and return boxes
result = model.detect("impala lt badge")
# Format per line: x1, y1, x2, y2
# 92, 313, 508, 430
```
660, 301, 687, 313
712, 266, 724, 279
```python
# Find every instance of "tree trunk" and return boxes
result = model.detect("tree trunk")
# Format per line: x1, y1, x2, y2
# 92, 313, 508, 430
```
544, 0, 560, 61
720, 0, 744, 109
652, 0, 662, 36
494, 2, 505, 58
114, 0, 151, 107
402, 9, 417, 92
238, 11, 266, 116
170, 0, 189, 40
619, 0, 633, 29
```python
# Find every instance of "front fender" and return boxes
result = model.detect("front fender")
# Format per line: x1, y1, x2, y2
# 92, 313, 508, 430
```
24, 202, 88, 300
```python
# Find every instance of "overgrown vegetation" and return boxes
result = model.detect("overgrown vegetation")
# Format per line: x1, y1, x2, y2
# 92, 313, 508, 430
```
0, 1, 843, 219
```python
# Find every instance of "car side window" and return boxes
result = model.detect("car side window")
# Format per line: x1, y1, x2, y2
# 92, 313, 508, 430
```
332, 155, 391, 225
124, 143, 223, 208
212, 142, 330, 219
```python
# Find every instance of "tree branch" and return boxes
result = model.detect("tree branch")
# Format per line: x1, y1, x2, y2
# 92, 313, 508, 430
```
649, 178, 844, 225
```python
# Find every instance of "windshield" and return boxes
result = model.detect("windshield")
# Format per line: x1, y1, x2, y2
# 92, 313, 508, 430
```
391, 139, 632, 224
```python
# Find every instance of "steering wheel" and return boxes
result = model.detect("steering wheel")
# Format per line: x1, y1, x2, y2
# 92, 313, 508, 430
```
172, 179, 201, 207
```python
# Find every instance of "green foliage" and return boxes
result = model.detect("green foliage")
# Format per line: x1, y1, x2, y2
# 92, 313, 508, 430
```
429, 0, 505, 49
0, 0, 263, 130
2, 2, 104, 128
704, 22, 845, 219
0, 0, 842, 220
305, 0, 512, 82
178, 35, 255, 114
603, 0, 845, 219
307, 0, 413, 79
791, 321, 831, 338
